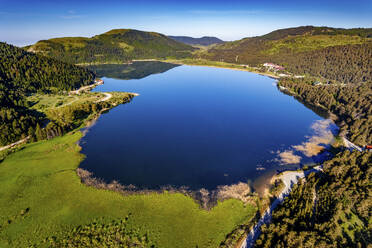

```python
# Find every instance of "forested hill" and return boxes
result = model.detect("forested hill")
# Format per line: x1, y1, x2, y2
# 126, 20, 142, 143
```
26, 29, 195, 64
0, 42, 94, 146
168, 36, 224, 46
202, 26, 372, 84
0, 42, 94, 92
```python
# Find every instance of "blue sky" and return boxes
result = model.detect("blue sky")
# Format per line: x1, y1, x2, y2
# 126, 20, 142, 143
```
1, 0, 371, 46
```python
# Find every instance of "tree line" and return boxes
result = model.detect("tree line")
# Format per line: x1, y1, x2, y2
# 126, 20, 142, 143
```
0, 42, 95, 146
278, 78, 372, 146
255, 151, 371, 248
272, 43, 372, 84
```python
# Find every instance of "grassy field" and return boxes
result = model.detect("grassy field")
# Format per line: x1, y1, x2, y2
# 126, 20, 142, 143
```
264, 34, 371, 55
0, 131, 257, 247
27, 92, 104, 111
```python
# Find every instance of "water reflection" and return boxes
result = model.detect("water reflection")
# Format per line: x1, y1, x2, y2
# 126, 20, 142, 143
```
87, 61, 180, 80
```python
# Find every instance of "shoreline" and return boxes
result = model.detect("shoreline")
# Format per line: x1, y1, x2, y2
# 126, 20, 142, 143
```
240, 166, 323, 248
77, 59, 281, 79
76, 60, 339, 203
4, 59, 346, 245
162, 59, 281, 79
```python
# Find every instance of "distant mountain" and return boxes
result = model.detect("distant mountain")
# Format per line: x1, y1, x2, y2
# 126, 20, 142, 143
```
168, 36, 224, 46
26, 29, 195, 64
202, 26, 372, 84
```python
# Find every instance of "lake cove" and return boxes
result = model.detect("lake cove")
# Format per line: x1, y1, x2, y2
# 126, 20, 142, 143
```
81, 62, 337, 192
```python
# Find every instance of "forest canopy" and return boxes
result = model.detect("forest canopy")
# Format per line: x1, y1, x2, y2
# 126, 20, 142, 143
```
0, 42, 95, 146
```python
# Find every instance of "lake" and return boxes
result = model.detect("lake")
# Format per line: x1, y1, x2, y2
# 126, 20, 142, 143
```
80, 62, 336, 191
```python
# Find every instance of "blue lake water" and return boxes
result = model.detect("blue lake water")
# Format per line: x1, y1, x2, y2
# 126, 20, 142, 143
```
80, 63, 333, 191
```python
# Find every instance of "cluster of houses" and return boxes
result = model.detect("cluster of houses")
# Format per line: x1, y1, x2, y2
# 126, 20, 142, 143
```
94, 79, 104, 85
263, 62, 285, 71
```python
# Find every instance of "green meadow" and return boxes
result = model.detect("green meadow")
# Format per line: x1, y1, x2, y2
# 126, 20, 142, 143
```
0, 131, 256, 247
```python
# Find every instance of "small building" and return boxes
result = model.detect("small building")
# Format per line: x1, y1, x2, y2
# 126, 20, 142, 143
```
278, 73, 290, 77
366, 145, 372, 150
94, 79, 104, 85
263, 62, 284, 71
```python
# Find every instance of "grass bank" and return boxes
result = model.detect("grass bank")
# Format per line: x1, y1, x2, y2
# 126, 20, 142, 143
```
0, 131, 256, 247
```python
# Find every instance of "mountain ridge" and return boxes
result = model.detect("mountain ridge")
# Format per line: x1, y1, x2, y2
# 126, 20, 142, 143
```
201, 26, 372, 84
26, 29, 195, 64
168, 36, 224, 46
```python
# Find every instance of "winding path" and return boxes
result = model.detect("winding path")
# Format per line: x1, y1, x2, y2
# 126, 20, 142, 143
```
96, 92, 112, 103
70, 81, 102, 95
0, 136, 30, 152
240, 166, 323, 248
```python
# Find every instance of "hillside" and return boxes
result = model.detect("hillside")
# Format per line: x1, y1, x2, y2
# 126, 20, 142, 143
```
255, 151, 371, 248
0, 42, 95, 146
202, 26, 372, 84
26, 29, 195, 64
168, 36, 224, 46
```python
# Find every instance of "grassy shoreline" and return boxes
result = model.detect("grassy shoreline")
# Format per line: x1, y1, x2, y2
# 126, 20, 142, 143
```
0, 92, 257, 247
1, 58, 354, 247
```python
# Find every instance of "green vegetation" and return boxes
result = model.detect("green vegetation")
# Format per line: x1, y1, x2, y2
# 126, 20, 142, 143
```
255, 151, 371, 248
273, 43, 372, 84
49, 218, 153, 247
260, 26, 372, 40
278, 79, 372, 146
0, 42, 94, 92
0, 42, 94, 146
29, 92, 134, 142
27, 94, 82, 111
0, 132, 257, 247
1, 25, 371, 247
264, 35, 368, 55
269, 179, 285, 198
26, 29, 195, 64
202, 26, 372, 84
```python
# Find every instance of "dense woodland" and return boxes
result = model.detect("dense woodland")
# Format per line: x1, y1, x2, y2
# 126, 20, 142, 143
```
0, 42, 94, 91
26, 29, 194, 64
255, 151, 371, 248
204, 26, 372, 84
278, 79, 372, 146
0, 42, 94, 146
272, 43, 372, 84
206, 42, 372, 84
